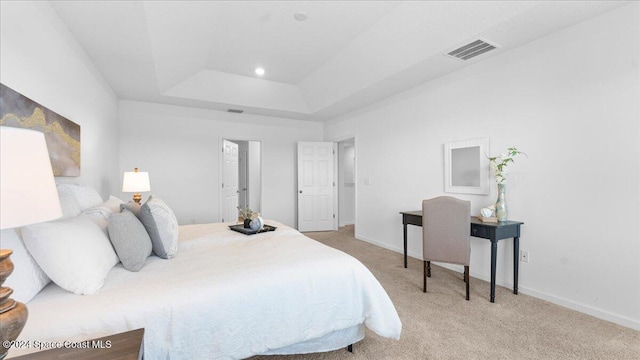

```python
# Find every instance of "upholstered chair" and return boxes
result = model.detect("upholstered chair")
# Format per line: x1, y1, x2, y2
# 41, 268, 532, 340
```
422, 196, 471, 300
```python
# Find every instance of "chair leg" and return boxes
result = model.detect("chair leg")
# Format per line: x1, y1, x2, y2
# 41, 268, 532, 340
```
427, 261, 431, 277
464, 265, 470, 301
423, 260, 427, 293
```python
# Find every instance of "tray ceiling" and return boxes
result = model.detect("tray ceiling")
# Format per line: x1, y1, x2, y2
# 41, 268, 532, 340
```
50, 1, 627, 121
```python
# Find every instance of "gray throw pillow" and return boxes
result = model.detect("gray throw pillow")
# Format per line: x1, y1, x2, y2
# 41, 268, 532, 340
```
120, 200, 142, 216
138, 196, 178, 259
108, 209, 152, 271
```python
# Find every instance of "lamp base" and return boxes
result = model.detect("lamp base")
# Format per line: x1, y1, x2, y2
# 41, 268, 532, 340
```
0, 302, 27, 359
133, 193, 142, 204
0, 250, 28, 359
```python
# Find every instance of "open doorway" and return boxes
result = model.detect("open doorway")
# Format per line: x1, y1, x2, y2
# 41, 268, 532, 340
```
236, 140, 261, 213
337, 138, 355, 229
220, 139, 261, 223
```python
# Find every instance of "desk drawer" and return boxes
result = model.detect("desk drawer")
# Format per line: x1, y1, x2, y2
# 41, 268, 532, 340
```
403, 213, 423, 226
471, 224, 488, 238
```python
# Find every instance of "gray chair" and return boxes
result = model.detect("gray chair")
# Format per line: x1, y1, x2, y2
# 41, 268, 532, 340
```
422, 196, 471, 300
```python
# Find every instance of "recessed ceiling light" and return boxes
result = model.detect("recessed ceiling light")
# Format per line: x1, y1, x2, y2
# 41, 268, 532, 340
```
254, 67, 265, 76
293, 11, 308, 21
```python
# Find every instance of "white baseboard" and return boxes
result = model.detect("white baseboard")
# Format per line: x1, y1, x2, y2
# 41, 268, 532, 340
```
356, 233, 407, 255
354, 233, 640, 331
339, 221, 355, 227
515, 286, 640, 330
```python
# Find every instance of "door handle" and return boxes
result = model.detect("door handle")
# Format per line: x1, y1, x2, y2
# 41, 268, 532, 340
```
299, 190, 303, 193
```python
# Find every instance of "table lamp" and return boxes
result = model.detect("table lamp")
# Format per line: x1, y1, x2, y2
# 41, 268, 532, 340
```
0, 126, 62, 359
122, 168, 150, 204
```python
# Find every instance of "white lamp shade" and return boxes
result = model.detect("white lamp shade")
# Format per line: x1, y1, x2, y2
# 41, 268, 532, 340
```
122, 171, 150, 192
0, 126, 63, 230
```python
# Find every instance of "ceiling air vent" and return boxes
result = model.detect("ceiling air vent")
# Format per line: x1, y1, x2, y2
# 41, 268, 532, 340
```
227, 109, 244, 114
446, 39, 499, 61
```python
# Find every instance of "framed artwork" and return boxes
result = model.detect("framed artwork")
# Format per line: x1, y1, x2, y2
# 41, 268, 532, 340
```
444, 138, 490, 195
0, 83, 80, 176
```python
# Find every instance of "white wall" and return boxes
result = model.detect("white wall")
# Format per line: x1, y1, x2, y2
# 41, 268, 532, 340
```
119, 100, 322, 227
324, 3, 640, 329
0, 1, 120, 197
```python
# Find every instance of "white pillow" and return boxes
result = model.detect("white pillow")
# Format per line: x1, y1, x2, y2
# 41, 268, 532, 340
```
56, 184, 82, 218
56, 184, 103, 211
83, 213, 109, 237
0, 229, 50, 303
83, 195, 124, 220
21, 216, 119, 295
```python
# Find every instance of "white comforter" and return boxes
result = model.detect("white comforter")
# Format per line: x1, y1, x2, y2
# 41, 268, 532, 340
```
13, 221, 402, 359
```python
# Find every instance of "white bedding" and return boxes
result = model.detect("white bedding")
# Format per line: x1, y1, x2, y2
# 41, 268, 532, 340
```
11, 221, 401, 359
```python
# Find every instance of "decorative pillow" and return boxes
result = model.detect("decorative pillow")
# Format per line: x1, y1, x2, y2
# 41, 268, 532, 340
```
21, 216, 119, 295
56, 184, 82, 218
120, 201, 142, 217
138, 196, 178, 259
108, 210, 152, 272
0, 229, 50, 303
83, 213, 109, 237
83, 196, 124, 220
56, 184, 103, 211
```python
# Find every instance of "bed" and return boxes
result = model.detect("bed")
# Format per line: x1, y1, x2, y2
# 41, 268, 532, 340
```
7, 213, 402, 359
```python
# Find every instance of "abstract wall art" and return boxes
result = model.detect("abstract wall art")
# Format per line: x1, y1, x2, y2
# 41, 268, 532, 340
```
0, 83, 80, 176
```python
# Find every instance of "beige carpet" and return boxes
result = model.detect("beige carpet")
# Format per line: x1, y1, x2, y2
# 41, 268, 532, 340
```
252, 225, 640, 360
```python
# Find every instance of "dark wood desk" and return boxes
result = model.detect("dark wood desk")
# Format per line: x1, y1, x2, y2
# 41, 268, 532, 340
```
400, 210, 523, 303
12, 328, 144, 360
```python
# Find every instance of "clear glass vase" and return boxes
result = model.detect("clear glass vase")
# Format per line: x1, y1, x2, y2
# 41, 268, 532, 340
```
495, 183, 508, 222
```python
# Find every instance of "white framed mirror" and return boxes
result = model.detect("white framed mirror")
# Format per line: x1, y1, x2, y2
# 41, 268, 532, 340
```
444, 138, 490, 195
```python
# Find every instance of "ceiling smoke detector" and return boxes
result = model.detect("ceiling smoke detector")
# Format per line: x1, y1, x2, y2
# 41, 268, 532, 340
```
446, 39, 499, 61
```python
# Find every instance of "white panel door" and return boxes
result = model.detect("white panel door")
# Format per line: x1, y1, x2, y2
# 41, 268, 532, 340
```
221, 139, 239, 222
297, 142, 335, 232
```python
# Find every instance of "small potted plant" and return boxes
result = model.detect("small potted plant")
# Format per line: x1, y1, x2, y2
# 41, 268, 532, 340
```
487, 147, 526, 221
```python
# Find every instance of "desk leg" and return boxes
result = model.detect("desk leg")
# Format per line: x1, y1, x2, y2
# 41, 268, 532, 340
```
403, 223, 408, 268
490, 240, 497, 303
513, 236, 519, 295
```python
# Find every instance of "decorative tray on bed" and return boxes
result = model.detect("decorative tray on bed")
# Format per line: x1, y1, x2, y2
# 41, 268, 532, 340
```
228, 224, 277, 235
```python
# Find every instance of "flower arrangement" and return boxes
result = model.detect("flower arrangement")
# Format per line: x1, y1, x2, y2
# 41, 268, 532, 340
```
237, 206, 258, 220
488, 147, 526, 184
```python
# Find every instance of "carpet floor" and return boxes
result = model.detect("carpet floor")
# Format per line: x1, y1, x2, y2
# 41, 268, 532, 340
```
251, 225, 640, 359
